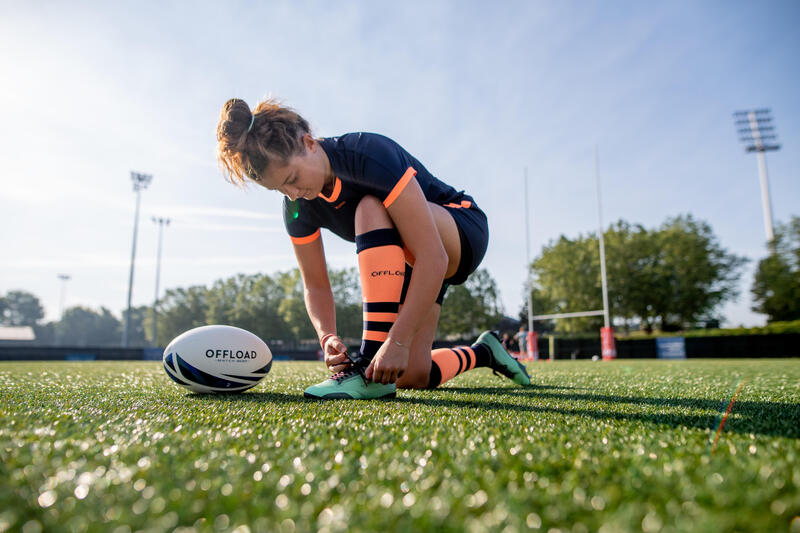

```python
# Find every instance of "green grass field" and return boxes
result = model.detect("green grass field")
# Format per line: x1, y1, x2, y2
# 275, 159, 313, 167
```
1, 359, 799, 533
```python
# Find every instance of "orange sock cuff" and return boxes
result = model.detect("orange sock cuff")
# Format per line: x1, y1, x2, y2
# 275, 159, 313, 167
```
430, 346, 477, 385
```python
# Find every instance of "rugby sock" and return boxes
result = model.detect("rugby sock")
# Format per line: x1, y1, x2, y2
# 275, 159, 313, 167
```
427, 343, 491, 388
356, 228, 406, 364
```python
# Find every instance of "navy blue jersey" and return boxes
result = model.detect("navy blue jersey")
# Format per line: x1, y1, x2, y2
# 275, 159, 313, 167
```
283, 132, 476, 244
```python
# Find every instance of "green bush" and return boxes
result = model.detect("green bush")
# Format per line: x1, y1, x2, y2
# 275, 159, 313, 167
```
615, 320, 800, 338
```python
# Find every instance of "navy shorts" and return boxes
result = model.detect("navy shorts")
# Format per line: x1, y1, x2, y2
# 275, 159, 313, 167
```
400, 201, 489, 305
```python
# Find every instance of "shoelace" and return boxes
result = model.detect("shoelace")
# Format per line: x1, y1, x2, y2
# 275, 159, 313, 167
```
331, 352, 369, 383
331, 365, 363, 382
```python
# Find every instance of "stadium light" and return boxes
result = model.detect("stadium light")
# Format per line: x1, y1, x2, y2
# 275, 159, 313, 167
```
57, 274, 71, 319
122, 171, 152, 347
151, 216, 170, 347
56, 273, 71, 345
733, 109, 780, 252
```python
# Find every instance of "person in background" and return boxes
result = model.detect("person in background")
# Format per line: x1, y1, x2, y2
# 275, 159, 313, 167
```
515, 325, 528, 358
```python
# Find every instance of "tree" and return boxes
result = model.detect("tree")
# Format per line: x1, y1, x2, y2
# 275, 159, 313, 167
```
0, 290, 45, 326
525, 215, 746, 333
328, 267, 362, 340
153, 268, 362, 346
121, 305, 149, 346
519, 285, 557, 334
203, 273, 288, 342
276, 269, 317, 341
651, 215, 746, 328
751, 216, 800, 322
602, 221, 662, 332
439, 269, 504, 338
57, 306, 121, 346
33, 322, 56, 345
155, 286, 209, 346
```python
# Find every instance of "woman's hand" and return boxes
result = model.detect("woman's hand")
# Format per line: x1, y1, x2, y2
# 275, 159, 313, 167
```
322, 335, 349, 373
366, 339, 409, 384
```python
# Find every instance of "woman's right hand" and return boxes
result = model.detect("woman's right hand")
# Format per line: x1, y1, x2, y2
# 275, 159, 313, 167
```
322, 335, 349, 373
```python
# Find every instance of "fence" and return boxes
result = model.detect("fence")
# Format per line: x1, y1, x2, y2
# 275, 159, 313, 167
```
519, 333, 800, 359
0, 345, 321, 362
0, 333, 797, 361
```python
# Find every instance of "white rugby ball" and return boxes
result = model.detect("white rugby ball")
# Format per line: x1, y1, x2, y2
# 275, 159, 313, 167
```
162, 325, 272, 393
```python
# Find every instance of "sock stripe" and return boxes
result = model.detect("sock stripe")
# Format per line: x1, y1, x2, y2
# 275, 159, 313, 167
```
427, 361, 442, 388
363, 302, 400, 313
453, 348, 465, 375
471, 343, 490, 367
462, 346, 476, 370
364, 312, 398, 322
363, 321, 393, 333
355, 228, 402, 252
363, 330, 389, 343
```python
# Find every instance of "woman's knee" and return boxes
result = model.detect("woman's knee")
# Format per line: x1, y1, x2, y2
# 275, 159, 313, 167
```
355, 196, 392, 231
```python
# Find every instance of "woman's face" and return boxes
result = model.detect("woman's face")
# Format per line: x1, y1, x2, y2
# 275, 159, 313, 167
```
257, 135, 331, 201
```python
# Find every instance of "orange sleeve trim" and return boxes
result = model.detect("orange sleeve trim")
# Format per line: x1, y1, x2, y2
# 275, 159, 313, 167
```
382, 167, 417, 208
444, 200, 472, 209
317, 177, 342, 203
290, 228, 321, 245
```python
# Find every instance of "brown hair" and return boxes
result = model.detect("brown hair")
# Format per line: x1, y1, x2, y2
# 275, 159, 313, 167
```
216, 98, 311, 186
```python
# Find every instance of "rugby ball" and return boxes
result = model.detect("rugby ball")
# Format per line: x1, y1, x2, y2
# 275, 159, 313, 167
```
162, 325, 272, 393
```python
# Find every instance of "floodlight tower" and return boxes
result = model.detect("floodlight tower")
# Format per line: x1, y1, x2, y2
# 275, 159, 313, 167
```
57, 274, 71, 319
122, 171, 152, 347
733, 109, 781, 252
151, 216, 170, 346
56, 274, 71, 345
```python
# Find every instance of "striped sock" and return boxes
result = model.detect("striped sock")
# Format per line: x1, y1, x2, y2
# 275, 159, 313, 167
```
427, 343, 491, 388
355, 228, 406, 364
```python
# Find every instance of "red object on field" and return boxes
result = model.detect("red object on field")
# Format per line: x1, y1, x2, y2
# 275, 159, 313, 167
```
601, 327, 617, 360
527, 331, 538, 361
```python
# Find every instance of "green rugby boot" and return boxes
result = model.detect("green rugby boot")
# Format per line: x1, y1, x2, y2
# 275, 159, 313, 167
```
476, 330, 532, 386
304, 365, 396, 400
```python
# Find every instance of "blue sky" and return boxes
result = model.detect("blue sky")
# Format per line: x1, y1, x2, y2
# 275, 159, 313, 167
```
1, 1, 798, 327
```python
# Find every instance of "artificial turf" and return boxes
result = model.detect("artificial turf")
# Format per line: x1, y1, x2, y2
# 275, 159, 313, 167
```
1, 359, 798, 533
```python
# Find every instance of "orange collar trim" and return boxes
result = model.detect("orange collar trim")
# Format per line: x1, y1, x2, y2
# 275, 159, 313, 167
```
318, 177, 342, 203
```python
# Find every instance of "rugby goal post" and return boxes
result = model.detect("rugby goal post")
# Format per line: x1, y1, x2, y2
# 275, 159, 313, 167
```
522, 147, 617, 361
530, 310, 617, 361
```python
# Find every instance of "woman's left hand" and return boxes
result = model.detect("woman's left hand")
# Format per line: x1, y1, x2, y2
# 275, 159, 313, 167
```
366, 340, 409, 384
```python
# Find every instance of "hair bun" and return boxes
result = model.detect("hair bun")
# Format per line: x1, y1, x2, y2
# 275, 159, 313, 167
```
217, 98, 253, 149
